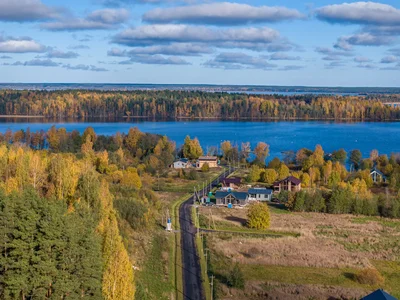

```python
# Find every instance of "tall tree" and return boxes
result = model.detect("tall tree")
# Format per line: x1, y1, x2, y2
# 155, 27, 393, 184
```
349, 149, 363, 170
254, 142, 269, 165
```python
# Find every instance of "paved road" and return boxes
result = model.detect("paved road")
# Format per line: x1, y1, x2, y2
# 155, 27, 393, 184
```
179, 169, 232, 300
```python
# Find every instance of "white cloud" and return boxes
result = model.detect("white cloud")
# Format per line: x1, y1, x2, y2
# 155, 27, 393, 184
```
41, 8, 129, 31
316, 2, 400, 26
113, 25, 282, 51
108, 43, 213, 57
203, 52, 277, 70
0, 37, 47, 53
0, 0, 61, 22
380, 55, 398, 63
143, 3, 304, 25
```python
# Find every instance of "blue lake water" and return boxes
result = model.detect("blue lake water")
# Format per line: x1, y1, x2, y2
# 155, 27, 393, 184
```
0, 120, 399, 159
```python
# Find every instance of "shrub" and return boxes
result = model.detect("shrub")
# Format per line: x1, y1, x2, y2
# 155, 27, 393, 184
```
355, 268, 385, 285
247, 202, 270, 230
186, 169, 199, 180
227, 263, 245, 289
201, 162, 210, 172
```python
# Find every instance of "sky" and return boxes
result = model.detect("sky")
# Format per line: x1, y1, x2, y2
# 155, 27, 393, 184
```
1, 0, 400, 86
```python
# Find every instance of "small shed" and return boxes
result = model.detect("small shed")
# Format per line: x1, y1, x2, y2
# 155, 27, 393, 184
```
248, 188, 273, 202
370, 167, 387, 183
361, 289, 397, 300
215, 191, 248, 206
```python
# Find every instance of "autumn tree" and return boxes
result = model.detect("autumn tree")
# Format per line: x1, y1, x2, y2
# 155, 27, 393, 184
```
370, 149, 379, 162
262, 169, 278, 185
247, 202, 271, 230
83, 126, 97, 143
121, 167, 142, 190
247, 165, 262, 182
125, 127, 143, 154
97, 181, 135, 300
311, 145, 324, 166
183, 136, 203, 159
254, 142, 269, 165
221, 141, 232, 160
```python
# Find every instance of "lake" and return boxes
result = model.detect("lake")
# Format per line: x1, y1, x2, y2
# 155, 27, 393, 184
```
0, 120, 399, 159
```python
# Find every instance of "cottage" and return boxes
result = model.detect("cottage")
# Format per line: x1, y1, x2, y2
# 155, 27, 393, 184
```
170, 158, 191, 169
197, 156, 218, 168
248, 188, 273, 202
221, 177, 242, 189
273, 176, 302, 193
215, 191, 248, 206
370, 167, 387, 183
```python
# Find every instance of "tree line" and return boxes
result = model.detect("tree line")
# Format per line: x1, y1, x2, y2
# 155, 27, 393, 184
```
1, 90, 400, 120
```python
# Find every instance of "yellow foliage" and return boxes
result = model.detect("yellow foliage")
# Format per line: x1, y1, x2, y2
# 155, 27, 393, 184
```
5, 177, 19, 195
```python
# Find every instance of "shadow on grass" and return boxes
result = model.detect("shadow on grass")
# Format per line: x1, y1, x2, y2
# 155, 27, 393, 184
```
225, 216, 247, 226
343, 272, 356, 281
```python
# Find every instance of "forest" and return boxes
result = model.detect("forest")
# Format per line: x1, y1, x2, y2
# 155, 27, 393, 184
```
1, 90, 400, 120
0, 126, 177, 299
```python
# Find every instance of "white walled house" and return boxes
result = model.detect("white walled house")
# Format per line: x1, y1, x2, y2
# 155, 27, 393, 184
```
248, 188, 273, 202
170, 158, 191, 169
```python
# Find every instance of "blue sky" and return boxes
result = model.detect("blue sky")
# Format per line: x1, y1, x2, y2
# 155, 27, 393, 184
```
1, 0, 400, 86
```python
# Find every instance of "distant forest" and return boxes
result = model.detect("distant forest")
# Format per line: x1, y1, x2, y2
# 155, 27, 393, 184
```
1, 90, 400, 120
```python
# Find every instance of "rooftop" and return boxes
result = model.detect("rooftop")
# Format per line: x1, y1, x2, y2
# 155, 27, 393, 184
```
248, 188, 273, 195
215, 191, 248, 201
362, 289, 397, 300
274, 176, 302, 185
198, 156, 218, 161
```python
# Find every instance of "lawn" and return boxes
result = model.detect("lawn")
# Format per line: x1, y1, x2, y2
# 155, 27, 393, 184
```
202, 205, 400, 299
154, 168, 223, 192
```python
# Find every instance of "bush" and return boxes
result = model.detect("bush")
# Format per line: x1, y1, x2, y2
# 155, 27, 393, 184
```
247, 202, 270, 230
186, 169, 199, 180
201, 162, 210, 172
355, 268, 384, 285
115, 198, 148, 230
227, 263, 245, 289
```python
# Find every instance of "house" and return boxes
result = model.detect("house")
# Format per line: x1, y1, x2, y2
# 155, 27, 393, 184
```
248, 187, 273, 202
221, 177, 242, 189
361, 289, 397, 300
273, 176, 302, 193
215, 191, 248, 206
197, 156, 218, 168
370, 167, 387, 183
170, 158, 191, 169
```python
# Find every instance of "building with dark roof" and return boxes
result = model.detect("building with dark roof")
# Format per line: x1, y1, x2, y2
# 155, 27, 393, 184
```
170, 158, 192, 169
370, 167, 387, 183
273, 176, 302, 193
248, 187, 273, 202
215, 191, 248, 206
362, 289, 397, 300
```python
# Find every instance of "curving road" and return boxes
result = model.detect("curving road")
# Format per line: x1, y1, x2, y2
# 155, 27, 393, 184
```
179, 169, 232, 300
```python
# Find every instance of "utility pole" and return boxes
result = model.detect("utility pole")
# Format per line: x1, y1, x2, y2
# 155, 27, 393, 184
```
210, 275, 214, 300
197, 208, 200, 235
204, 248, 209, 275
